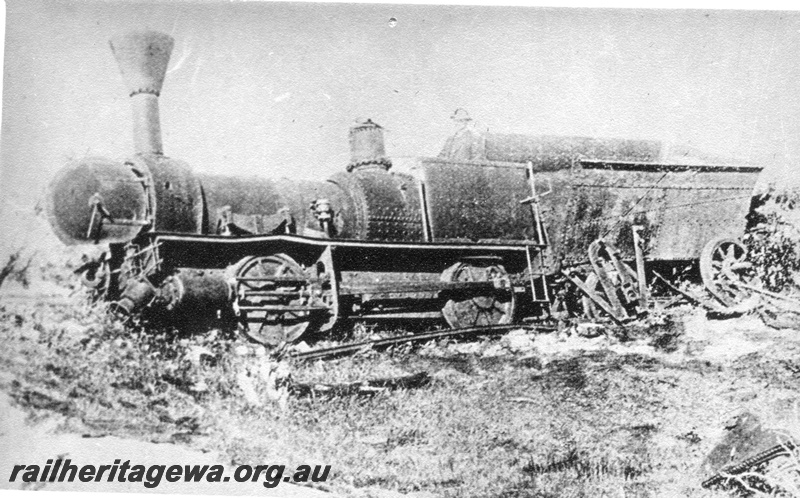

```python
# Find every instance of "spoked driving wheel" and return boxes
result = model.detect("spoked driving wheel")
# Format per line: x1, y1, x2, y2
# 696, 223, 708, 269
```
700, 238, 754, 307
440, 261, 516, 328
233, 254, 318, 346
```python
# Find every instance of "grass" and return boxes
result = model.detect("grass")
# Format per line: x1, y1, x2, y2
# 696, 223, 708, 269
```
2, 296, 798, 497
2, 253, 800, 497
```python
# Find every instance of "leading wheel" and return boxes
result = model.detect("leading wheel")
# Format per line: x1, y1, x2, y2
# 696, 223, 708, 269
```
700, 238, 754, 307
440, 261, 516, 328
233, 254, 317, 346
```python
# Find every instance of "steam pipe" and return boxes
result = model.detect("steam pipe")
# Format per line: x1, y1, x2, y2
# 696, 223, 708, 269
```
109, 31, 174, 155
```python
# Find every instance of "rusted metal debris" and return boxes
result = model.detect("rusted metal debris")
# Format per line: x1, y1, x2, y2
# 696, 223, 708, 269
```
654, 267, 800, 323
561, 269, 625, 325
291, 372, 430, 397
702, 441, 797, 489
651, 271, 721, 311
730, 280, 800, 310
290, 324, 554, 362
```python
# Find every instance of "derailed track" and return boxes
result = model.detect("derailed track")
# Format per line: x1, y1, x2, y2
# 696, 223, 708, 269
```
290, 323, 555, 361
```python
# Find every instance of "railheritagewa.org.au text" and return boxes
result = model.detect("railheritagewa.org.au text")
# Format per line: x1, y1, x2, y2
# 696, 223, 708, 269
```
9, 459, 330, 488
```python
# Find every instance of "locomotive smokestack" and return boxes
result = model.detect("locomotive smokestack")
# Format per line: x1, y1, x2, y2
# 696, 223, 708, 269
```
109, 30, 174, 155
347, 118, 391, 172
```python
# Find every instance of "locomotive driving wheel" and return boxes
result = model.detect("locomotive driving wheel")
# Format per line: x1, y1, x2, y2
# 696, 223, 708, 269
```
440, 261, 516, 328
700, 238, 754, 307
233, 254, 317, 347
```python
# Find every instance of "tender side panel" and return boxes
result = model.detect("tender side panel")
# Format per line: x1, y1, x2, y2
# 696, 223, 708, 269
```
561, 161, 762, 262
482, 134, 663, 170
656, 169, 758, 260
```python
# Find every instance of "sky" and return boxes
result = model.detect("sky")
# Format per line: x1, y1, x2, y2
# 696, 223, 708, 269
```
2, 1, 800, 224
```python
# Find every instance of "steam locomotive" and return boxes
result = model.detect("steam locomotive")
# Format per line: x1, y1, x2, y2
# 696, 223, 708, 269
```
45, 30, 762, 345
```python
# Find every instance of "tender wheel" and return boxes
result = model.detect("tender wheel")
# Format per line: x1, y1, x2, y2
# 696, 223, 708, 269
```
700, 238, 754, 307
234, 254, 317, 346
440, 262, 515, 328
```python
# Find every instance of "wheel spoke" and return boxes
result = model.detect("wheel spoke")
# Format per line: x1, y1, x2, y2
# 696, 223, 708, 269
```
470, 303, 481, 326
236, 254, 315, 346
481, 308, 494, 325
442, 262, 515, 329
701, 239, 753, 308
465, 266, 476, 282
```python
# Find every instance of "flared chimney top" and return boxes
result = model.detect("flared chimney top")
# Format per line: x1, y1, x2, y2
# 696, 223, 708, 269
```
109, 30, 174, 97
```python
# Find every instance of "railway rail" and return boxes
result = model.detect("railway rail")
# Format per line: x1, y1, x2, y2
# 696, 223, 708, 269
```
290, 323, 555, 361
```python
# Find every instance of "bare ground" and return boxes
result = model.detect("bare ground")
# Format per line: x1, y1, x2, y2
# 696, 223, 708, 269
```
1, 275, 800, 497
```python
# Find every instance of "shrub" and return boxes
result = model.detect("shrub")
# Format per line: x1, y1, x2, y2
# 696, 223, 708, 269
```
743, 186, 800, 292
